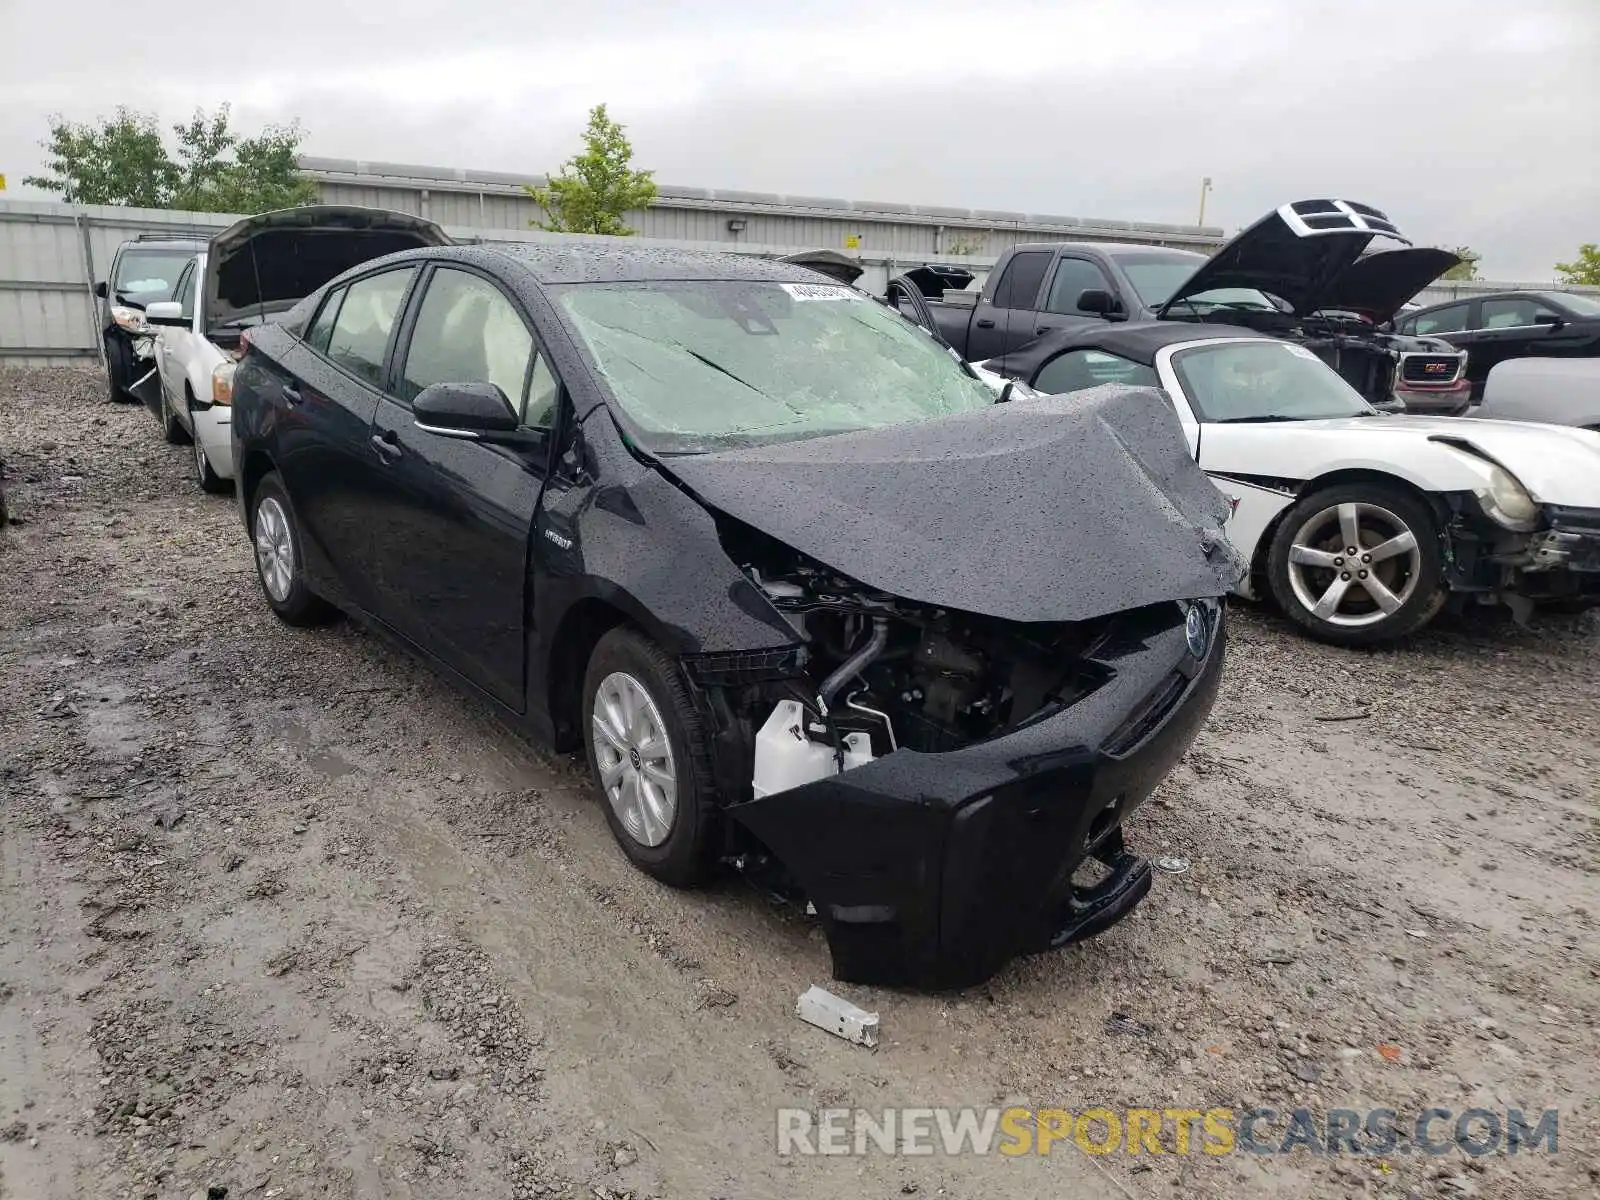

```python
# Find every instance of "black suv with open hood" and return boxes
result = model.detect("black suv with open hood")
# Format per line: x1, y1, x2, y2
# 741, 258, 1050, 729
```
895, 199, 1469, 412
230, 244, 1243, 988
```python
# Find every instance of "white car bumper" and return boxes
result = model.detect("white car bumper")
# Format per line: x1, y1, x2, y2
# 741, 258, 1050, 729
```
193, 405, 236, 480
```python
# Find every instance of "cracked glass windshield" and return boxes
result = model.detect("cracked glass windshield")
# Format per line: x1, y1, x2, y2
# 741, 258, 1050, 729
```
557, 280, 996, 452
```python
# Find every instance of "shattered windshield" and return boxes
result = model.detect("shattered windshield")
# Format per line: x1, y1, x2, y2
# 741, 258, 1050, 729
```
1118, 253, 1282, 313
556, 280, 996, 452
1172, 340, 1374, 422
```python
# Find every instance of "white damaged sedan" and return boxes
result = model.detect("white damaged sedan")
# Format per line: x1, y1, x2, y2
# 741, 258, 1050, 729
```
995, 323, 1600, 644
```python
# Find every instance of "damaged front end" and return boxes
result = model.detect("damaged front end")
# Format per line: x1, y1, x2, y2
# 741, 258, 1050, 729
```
686, 538, 1223, 988
653, 386, 1243, 988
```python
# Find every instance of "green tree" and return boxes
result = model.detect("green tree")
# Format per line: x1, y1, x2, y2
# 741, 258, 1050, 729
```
1441, 246, 1480, 282
527, 104, 657, 235
23, 106, 315, 214
23, 108, 176, 206
1555, 244, 1600, 286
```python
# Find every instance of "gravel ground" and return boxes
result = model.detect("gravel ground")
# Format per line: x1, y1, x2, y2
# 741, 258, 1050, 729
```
1, 367, 1596, 1200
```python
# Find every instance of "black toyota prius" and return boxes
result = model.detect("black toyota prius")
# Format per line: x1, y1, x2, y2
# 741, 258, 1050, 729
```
230, 234, 1243, 988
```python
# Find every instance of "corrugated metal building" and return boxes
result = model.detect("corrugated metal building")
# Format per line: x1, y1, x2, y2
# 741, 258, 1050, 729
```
297, 156, 1226, 257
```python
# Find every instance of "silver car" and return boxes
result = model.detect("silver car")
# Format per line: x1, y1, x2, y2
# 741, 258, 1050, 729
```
1477, 357, 1600, 430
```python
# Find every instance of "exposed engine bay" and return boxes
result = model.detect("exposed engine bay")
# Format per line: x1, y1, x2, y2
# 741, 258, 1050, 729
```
696, 520, 1110, 803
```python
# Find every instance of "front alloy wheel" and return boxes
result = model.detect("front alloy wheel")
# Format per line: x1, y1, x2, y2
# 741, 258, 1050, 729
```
581, 628, 717, 886
1267, 483, 1446, 645
591, 671, 678, 847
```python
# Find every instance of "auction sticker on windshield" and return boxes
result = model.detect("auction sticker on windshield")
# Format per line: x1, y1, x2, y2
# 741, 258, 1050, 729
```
781, 283, 857, 301
1283, 343, 1321, 361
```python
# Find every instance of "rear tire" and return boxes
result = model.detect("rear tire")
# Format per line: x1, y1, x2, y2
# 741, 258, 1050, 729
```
1267, 482, 1446, 646
249, 472, 334, 627
582, 628, 719, 887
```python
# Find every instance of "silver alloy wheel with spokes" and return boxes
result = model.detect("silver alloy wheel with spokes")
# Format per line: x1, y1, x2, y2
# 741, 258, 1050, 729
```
254, 496, 295, 603
590, 671, 678, 848
1285, 501, 1422, 628
194, 436, 209, 484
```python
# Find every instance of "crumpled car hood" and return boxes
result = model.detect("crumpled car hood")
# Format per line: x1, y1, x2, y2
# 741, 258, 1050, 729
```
660, 385, 1245, 623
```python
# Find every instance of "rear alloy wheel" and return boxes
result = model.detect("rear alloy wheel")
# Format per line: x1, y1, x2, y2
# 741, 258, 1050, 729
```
582, 628, 718, 886
249, 473, 334, 626
1267, 483, 1446, 646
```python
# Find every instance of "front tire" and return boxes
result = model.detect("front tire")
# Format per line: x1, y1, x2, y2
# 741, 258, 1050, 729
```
249, 473, 334, 626
582, 628, 718, 887
105, 337, 134, 404
160, 385, 190, 445
189, 395, 229, 494
1267, 482, 1446, 646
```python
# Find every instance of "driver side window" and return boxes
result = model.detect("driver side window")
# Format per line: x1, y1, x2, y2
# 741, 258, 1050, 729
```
399, 268, 536, 417
1034, 349, 1157, 394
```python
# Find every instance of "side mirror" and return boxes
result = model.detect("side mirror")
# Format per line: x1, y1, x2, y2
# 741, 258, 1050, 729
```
143, 301, 187, 328
1077, 289, 1124, 319
94, 281, 108, 299
1533, 313, 1564, 329
413, 381, 521, 440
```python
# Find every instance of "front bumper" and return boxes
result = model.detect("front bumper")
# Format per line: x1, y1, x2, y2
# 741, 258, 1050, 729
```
1445, 503, 1600, 607
727, 602, 1224, 989
1394, 381, 1472, 416
127, 337, 161, 410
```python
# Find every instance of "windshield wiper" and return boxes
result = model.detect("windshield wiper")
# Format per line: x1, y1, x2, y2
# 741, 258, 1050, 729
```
1211, 414, 1303, 424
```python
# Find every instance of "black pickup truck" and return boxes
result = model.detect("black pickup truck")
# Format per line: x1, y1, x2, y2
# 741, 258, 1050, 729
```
892, 200, 1471, 411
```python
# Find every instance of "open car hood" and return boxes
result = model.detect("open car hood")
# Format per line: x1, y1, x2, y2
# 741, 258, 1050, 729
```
1315, 248, 1461, 321
661, 386, 1245, 623
1158, 199, 1411, 319
204, 205, 450, 334
777, 249, 865, 287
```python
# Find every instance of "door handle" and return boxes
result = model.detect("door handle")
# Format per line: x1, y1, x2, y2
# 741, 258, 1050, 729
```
975, 318, 996, 329
370, 432, 402, 463
280, 384, 302, 406
1035, 325, 1056, 336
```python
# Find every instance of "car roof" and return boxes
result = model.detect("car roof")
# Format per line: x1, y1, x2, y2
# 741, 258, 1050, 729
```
1010, 241, 1206, 259
118, 238, 206, 252
463, 242, 828, 286
1007, 320, 1268, 374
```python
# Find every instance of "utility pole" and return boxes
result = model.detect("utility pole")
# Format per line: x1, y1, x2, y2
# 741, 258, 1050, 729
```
1197, 177, 1213, 227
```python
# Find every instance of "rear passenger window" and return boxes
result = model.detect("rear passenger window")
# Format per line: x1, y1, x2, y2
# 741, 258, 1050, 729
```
306, 287, 345, 354
992, 251, 1052, 310
326, 269, 416, 387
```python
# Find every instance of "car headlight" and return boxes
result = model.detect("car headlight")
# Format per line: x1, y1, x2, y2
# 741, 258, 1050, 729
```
211, 361, 236, 407
1478, 464, 1539, 530
110, 304, 149, 333
1439, 442, 1542, 531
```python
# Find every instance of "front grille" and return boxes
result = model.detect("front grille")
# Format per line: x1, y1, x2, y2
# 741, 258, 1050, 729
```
1102, 670, 1187, 757
1400, 353, 1464, 386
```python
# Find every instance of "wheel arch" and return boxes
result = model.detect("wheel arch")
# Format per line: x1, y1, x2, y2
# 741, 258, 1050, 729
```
237, 449, 278, 528
1250, 468, 1446, 593
544, 596, 632, 752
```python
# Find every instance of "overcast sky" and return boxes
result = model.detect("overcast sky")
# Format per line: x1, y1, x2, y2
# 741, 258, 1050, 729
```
2, 0, 1595, 277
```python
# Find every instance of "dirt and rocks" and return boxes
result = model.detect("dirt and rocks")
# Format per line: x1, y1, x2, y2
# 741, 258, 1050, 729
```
1, 367, 1596, 1200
